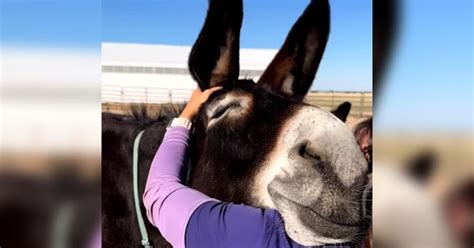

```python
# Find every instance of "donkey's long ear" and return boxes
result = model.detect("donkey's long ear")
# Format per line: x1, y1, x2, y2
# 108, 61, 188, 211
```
258, 0, 330, 100
331, 101, 352, 122
188, 0, 243, 90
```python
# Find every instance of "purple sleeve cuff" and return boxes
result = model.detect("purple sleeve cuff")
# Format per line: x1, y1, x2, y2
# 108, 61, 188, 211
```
143, 127, 218, 248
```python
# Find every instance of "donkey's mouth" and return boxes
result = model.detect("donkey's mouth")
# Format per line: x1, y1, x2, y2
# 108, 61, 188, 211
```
268, 186, 361, 227
267, 186, 368, 241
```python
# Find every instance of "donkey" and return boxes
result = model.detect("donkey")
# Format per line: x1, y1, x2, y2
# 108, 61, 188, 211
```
102, 0, 370, 247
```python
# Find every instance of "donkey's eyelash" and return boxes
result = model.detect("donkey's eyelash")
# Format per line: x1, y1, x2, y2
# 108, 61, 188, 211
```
210, 102, 241, 119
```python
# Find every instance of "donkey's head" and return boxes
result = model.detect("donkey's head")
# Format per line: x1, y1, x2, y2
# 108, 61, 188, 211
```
187, 0, 370, 245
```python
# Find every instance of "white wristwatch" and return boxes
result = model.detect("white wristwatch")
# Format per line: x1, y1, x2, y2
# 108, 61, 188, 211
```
167, 117, 193, 130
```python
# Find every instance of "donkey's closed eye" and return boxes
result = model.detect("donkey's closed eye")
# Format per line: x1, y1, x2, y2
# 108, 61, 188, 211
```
299, 143, 322, 161
210, 102, 242, 120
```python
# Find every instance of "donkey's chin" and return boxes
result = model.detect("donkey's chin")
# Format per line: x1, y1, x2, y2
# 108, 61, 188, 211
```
267, 187, 368, 246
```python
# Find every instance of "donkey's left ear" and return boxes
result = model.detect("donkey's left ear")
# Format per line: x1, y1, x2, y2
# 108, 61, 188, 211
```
258, 0, 330, 100
188, 0, 243, 90
331, 101, 351, 122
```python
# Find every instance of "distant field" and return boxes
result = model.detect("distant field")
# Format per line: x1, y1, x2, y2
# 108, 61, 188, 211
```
374, 133, 473, 178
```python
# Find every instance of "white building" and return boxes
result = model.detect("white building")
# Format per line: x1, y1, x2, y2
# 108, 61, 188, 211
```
102, 42, 278, 103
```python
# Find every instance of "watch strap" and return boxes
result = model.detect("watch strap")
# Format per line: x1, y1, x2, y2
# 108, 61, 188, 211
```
167, 117, 193, 130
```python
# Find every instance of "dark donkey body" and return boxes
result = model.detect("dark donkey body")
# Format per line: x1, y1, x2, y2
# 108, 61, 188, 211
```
103, 0, 370, 247
102, 111, 171, 247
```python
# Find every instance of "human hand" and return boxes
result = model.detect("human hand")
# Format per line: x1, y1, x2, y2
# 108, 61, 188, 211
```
179, 87, 223, 121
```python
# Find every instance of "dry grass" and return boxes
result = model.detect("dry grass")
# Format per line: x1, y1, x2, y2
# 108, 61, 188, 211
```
1, 151, 100, 178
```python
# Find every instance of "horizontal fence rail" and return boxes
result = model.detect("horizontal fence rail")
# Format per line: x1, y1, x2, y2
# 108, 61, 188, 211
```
102, 85, 372, 117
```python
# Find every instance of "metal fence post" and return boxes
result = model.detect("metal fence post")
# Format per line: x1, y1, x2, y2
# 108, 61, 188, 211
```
145, 88, 148, 103
330, 91, 334, 109
359, 92, 365, 117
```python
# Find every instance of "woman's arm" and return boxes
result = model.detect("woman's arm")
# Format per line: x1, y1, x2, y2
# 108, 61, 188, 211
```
143, 127, 288, 248
142, 87, 222, 247
143, 126, 217, 248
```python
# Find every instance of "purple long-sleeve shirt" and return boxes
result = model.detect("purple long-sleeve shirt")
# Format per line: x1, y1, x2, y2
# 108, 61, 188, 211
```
143, 127, 214, 247
143, 127, 356, 248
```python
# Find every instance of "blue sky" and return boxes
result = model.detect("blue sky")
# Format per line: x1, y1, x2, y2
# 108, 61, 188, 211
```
377, 0, 472, 131
1, 0, 101, 49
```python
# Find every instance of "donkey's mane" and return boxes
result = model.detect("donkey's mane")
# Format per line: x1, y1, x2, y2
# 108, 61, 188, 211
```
125, 103, 187, 127
128, 104, 163, 123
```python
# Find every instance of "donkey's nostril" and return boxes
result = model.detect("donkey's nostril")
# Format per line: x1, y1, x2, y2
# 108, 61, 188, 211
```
298, 144, 307, 157
299, 143, 321, 161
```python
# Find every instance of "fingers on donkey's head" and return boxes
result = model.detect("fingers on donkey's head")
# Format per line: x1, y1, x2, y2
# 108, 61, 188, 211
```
207, 86, 223, 93
203, 87, 224, 100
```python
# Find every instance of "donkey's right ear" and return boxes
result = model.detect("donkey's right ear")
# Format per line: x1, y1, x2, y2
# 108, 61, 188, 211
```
188, 0, 243, 90
258, 0, 330, 100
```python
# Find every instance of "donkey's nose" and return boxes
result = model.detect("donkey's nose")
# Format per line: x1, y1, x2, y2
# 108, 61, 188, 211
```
288, 107, 368, 187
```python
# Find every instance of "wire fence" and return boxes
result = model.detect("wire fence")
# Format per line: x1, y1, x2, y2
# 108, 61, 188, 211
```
304, 91, 372, 117
102, 85, 191, 103
102, 85, 372, 117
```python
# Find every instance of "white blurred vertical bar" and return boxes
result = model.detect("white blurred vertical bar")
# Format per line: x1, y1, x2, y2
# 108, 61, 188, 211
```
1, 47, 101, 175
1, 47, 100, 154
